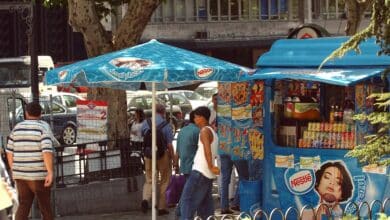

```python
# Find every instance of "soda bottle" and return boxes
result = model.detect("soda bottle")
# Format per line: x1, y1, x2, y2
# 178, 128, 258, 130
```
334, 105, 339, 122
330, 105, 335, 123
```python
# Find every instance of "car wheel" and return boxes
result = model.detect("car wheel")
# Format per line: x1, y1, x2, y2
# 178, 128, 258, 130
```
62, 125, 76, 145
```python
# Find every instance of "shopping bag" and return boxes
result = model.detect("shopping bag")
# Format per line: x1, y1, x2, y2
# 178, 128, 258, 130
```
165, 174, 186, 206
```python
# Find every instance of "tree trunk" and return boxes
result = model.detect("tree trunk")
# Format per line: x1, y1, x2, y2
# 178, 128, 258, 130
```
345, 0, 373, 35
114, 0, 162, 49
67, 0, 113, 57
67, 0, 161, 149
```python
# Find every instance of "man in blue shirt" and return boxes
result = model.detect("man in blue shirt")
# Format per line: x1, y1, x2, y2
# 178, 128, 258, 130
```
141, 103, 175, 216
175, 111, 200, 178
174, 111, 200, 218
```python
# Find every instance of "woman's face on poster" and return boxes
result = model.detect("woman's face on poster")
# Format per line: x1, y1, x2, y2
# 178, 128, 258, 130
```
317, 166, 343, 203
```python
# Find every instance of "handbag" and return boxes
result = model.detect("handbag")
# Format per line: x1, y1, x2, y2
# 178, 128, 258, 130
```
165, 174, 186, 206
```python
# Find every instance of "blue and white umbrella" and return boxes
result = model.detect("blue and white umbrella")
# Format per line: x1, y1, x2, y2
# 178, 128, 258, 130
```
45, 39, 250, 89
45, 39, 252, 220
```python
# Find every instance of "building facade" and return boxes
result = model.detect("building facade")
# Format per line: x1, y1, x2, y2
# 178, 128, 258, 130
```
0, 0, 371, 67
135, 0, 370, 67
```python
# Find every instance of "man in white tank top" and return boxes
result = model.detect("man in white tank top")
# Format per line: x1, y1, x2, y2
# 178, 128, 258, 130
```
179, 106, 219, 220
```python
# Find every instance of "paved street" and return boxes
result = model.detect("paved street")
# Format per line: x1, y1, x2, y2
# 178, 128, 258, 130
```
32, 206, 235, 220
50, 208, 177, 220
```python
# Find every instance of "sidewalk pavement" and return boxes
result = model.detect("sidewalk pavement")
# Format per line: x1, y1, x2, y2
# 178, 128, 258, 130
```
31, 194, 234, 220
32, 207, 236, 220
51, 208, 177, 220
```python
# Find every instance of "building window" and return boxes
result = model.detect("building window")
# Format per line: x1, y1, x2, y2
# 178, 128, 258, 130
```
175, 0, 186, 21
163, 0, 174, 22
230, 0, 239, 20
152, 0, 300, 23
260, 0, 288, 20
210, 0, 219, 21
220, 0, 229, 20
241, 0, 250, 20
250, 0, 260, 20
186, 0, 196, 21
197, 0, 208, 21
321, 0, 346, 19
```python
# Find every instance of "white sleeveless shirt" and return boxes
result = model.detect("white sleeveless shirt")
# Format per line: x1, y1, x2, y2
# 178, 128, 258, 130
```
192, 126, 219, 179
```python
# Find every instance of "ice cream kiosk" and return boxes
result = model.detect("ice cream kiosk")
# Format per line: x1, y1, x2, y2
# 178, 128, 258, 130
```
216, 37, 389, 219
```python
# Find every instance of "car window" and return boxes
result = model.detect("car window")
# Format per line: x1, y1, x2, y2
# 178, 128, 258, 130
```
7, 98, 24, 122
172, 94, 187, 105
129, 97, 145, 109
145, 97, 153, 109
157, 94, 168, 102
52, 96, 62, 104
184, 91, 207, 100
50, 103, 65, 114
40, 102, 48, 114
195, 87, 217, 99
62, 95, 77, 108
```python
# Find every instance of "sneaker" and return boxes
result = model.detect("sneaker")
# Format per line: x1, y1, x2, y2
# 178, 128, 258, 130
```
158, 209, 170, 216
220, 208, 234, 214
141, 200, 148, 213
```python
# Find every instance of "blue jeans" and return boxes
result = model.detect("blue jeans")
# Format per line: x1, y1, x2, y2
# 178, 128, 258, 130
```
180, 170, 214, 220
175, 174, 190, 217
220, 154, 249, 209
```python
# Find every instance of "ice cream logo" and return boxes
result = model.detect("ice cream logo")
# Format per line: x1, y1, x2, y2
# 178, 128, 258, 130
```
196, 68, 213, 78
108, 57, 152, 79
58, 70, 68, 81
87, 102, 96, 110
285, 169, 315, 195
110, 57, 152, 70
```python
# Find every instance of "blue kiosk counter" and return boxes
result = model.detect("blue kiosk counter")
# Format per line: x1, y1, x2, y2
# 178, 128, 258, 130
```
216, 37, 389, 219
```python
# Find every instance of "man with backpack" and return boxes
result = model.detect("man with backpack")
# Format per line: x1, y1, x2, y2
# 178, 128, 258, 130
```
141, 103, 175, 216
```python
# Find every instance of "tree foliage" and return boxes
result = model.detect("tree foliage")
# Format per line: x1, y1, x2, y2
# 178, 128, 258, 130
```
347, 90, 390, 166
323, 0, 390, 166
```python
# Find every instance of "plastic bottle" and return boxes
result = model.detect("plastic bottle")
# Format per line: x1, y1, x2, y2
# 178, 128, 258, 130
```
329, 105, 335, 123
343, 99, 355, 124
334, 105, 340, 122
338, 106, 343, 122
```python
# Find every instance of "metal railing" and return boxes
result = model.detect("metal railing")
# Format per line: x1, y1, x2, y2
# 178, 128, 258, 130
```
54, 138, 144, 187
200, 198, 389, 219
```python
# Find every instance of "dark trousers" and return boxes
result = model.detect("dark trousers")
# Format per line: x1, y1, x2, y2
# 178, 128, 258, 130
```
15, 179, 53, 220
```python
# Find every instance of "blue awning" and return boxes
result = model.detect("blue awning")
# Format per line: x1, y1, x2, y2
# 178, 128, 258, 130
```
245, 68, 385, 86
257, 37, 390, 68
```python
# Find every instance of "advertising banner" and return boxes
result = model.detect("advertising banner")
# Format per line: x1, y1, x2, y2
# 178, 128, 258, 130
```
217, 81, 265, 161
76, 100, 108, 143
267, 151, 389, 218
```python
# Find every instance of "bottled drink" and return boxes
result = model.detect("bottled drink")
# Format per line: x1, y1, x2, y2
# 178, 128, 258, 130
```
329, 105, 335, 123
338, 106, 344, 122
334, 105, 340, 122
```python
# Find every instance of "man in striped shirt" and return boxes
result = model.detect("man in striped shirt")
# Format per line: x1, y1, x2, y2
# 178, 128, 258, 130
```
6, 102, 54, 220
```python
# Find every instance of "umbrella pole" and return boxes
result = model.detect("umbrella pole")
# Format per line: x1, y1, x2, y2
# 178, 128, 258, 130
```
151, 82, 157, 220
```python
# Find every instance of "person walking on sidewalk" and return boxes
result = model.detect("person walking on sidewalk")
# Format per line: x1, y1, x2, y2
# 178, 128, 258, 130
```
175, 111, 199, 179
6, 102, 55, 220
180, 106, 219, 220
174, 111, 199, 217
140, 104, 176, 216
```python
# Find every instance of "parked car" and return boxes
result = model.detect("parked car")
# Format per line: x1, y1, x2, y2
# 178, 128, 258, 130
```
14, 100, 77, 145
41, 92, 86, 113
171, 90, 209, 109
156, 91, 193, 119
127, 91, 183, 131
195, 81, 218, 99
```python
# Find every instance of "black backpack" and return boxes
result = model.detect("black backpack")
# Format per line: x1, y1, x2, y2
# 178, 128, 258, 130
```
143, 119, 169, 159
